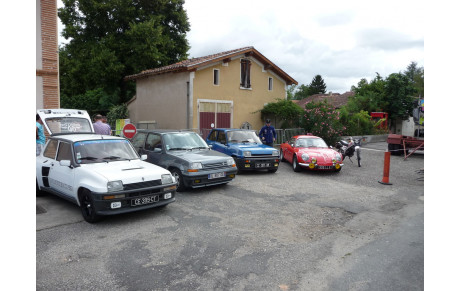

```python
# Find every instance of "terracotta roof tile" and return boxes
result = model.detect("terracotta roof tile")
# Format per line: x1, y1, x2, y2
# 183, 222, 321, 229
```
125, 46, 297, 85
295, 91, 355, 109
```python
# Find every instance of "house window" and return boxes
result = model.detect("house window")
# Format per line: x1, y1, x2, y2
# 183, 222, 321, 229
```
213, 69, 220, 85
268, 77, 273, 91
240, 59, 251, 89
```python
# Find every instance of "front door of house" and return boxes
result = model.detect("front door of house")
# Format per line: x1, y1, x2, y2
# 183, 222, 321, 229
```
198, 100, 232, 138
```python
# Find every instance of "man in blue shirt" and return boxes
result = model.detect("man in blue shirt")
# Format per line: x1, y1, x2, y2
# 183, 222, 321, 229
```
259, 119, 277, 147
36, 114, 46, 156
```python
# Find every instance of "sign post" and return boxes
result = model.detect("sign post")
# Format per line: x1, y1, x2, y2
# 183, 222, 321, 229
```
122, 123, 137, 139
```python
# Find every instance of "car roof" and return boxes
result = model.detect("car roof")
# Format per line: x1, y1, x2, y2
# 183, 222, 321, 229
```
293, 135, 320, 139
50, 133, 126, 143
213, 128, 255, 132
137, 129, 196, 134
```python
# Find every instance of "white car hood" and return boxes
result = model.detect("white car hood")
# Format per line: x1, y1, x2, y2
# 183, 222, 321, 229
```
82, 159, 170, 184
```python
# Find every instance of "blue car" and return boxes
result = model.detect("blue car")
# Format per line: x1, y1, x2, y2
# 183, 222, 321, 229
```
206, 129, 280, 173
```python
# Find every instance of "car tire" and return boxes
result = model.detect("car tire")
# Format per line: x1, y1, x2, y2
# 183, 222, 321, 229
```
292, 155, 301, 172
79, 189, 101, 223
388, 143, 400, 156
171, 168, 186, 192
36, 180, 45, 197
233, 157, 242, 174
280, 149, 286, 162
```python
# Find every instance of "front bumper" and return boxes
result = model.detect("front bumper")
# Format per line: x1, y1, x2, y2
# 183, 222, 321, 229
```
299, 162, 344, 170
235, 156, 280, 171
182, 167, 238, 188
91, 183, 177, 216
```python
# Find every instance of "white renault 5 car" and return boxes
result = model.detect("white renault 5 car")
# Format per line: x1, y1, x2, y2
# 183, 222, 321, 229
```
36, 109, 176, 223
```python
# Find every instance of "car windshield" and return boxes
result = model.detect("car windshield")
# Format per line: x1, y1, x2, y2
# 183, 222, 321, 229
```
296, 138, 328, 148
163, 132, 209, 151
227, 130, 262, 144
44, 117, 93, 134
74, 139, 139, 164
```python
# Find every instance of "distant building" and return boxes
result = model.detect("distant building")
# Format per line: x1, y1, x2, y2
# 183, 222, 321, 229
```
36, 0, 60, 109
125, 47, 297, 135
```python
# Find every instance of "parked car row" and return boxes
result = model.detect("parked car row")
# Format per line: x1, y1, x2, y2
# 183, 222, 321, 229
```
36, 109, 345, 223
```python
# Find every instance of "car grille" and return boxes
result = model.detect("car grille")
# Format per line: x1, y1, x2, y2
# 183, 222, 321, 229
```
124, 179, 162, 191
203, 162, 229, 170
250, 154, 276, 158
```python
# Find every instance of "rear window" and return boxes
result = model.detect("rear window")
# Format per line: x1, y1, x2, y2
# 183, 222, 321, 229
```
45, 117, 93, 134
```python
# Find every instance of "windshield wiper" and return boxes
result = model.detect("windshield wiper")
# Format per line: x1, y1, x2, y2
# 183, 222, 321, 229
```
102, 156, 127, 160
191, 146, 208, 150
168, 147, 187, 151
79, 156, 98, 160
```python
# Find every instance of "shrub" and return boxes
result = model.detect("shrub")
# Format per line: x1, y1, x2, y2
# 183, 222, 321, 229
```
301, 100, 345, 145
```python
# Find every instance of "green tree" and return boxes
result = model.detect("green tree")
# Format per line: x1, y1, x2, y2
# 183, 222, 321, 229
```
259, 99, 304, 128
293, 84, 312, 100
59, 0, 190, 110
404, 61, 424, 97
348, 74, 386, 113
308, 75, 327, 95
384, 73, 417, 120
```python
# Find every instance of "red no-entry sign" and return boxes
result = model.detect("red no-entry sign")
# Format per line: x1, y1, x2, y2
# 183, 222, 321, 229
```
122, 123, 137, 139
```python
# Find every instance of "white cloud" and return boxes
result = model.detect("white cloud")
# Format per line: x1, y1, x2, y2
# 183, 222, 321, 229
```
57, 0, 424, 93
183, 0, 424, 93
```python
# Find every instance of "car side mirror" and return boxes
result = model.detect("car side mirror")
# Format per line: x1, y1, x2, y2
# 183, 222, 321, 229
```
141, 154, 147, 161
59, 160, 72, 168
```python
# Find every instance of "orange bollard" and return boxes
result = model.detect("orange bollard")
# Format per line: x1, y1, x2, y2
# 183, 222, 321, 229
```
378, 151, 392, 185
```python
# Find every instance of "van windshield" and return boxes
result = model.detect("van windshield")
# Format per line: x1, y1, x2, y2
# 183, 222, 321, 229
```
45, 117, 93, 134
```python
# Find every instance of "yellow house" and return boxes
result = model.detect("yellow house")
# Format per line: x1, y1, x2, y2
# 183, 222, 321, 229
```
125, 47, 297, 136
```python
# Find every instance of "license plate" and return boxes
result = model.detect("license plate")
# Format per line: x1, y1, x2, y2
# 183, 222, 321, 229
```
317, 166, 333, 169
131, 195, 159, 206
209, 172, 226, 179
256, 163, 270, 168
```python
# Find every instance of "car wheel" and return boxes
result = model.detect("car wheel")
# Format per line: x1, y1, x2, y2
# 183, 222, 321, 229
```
171, 168, 186, 192
79, 189, 101, 223
36, 180, 45, 197
292, 155, 301, 172
280, 149, 286, 162
233, 157, 242, 174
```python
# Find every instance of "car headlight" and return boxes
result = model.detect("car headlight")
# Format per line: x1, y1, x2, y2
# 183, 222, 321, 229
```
335, 154, 342, 161
272, 150, 279, 156
301, 153, 310, 162
243, 151, 251, 157
190, 162, 203, 169
161, 174, 173, 184
227, 158, 235, 166
107, 180, 123, 192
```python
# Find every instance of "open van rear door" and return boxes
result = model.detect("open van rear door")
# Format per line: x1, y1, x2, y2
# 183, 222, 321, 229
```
37, 109, 94, 135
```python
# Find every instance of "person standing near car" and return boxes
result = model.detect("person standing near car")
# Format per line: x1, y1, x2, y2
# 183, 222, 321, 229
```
93, 114, 111, 135
102, 116, 112, 135
36, 114, 46, 156
259, 119, 277, 147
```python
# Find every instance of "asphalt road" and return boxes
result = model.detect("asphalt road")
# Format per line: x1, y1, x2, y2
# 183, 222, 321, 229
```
36, 142, 424, 290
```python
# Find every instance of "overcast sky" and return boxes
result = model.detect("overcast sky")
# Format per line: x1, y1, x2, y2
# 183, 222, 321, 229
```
58, 0, 424, 93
